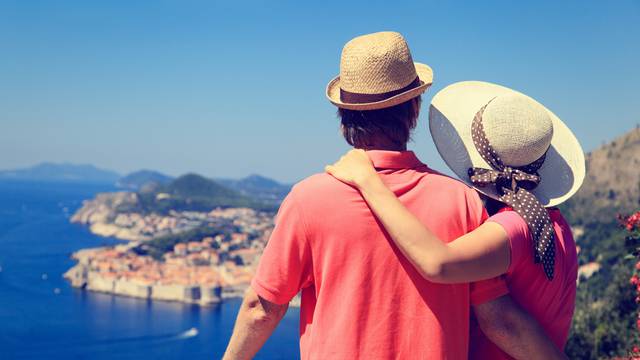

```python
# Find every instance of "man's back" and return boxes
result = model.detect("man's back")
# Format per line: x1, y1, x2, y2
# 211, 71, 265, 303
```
251, 151, 507, 359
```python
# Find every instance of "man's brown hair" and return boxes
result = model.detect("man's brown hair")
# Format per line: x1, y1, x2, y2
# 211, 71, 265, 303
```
338, 96, 422, 149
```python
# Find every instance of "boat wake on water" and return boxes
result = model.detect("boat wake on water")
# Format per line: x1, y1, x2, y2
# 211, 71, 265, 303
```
95, 327, 199, 344
177, 327, 199, 339
11, 327, 199, 358
81, 327, 199, 345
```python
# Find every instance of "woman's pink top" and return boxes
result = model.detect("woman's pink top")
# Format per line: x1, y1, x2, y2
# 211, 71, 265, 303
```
470, 209, 578, 359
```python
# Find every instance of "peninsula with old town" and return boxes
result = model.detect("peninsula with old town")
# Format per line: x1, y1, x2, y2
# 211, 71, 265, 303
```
63, 171, 293, 306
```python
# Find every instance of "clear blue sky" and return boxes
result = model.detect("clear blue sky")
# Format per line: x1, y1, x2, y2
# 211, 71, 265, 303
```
1, 0, 638, 183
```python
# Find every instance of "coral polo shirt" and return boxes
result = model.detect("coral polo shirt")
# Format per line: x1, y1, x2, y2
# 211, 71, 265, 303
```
470, 209, 578, 359
251, 151, 508, 359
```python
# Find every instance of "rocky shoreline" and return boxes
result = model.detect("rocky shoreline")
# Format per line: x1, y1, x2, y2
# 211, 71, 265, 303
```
64, 245, 229, 305
65, 262, 226, 305
64, 257, 300, 307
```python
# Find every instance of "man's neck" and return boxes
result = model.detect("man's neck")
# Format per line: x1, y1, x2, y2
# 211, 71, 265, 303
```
358, 140, 407, 152
360, 145, 407, 151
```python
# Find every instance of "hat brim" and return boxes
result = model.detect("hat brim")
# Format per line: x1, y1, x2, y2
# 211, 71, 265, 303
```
326, 63, 433, 111
429, 81, 585, 207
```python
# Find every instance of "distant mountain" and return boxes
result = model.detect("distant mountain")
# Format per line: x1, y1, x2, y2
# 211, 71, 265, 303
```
561, 127, 640, 224
137, 173, 272, 213
116, 170, 174, 190
0, 162, 120, 184
166, 173, 240, 199
217, 174, 291, 204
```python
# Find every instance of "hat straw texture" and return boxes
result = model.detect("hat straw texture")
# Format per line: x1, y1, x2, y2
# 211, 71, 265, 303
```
326, 31, 433, 111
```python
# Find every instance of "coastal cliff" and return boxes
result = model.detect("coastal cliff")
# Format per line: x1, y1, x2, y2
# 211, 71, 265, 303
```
65, 263, 223, 305
71, 192, 150, 241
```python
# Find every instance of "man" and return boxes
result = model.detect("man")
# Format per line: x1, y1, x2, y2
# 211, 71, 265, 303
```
224, 31, 564, 359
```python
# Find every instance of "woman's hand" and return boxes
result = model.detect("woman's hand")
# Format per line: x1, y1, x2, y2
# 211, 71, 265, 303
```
325, 149, 378, 188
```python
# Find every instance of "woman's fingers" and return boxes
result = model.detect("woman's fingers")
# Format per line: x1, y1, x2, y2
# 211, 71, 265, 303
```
326, 149, 375, 186
345, 149, 370, 164
350, 149, 366, 157
326, 165, 352, 185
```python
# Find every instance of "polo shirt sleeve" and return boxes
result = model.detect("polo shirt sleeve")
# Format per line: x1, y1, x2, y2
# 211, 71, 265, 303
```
487, 211, 530, 275
251, 190, 313, 305
465, 189, 510, 305
470, 275, 509, 305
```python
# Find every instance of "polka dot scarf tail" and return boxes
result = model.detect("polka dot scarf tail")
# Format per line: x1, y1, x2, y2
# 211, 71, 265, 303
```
467, 100, 556, 280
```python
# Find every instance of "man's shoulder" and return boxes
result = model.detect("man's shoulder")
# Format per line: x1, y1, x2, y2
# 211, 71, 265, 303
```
289, 172, 353, 199
289, 170, 479, 201
279, 173, 358, 223
412, 168, 485, 219
417, 167, 479, 196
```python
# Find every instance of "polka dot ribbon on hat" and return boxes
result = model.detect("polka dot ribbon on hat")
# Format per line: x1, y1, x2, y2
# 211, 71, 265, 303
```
467, 100, 556, 280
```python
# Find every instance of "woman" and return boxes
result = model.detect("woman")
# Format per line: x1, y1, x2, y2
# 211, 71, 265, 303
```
325, 81, 585, 358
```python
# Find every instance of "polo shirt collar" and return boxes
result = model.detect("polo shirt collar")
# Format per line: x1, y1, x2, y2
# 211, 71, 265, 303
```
366, 150, 425, 169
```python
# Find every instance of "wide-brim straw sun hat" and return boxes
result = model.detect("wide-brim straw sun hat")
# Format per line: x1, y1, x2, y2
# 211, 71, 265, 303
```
326, 31, 433, 111
429, 81, 585, 207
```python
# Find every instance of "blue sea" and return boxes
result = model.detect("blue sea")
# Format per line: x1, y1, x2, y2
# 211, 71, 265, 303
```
0, 181, 300, 359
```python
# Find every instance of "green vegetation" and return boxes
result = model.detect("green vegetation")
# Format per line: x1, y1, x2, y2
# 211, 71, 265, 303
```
560, 193, 640, 357
145, 173, 265, 211
118, 173, 277, 215
563, 218, 636, 358
136, 225, 229, 260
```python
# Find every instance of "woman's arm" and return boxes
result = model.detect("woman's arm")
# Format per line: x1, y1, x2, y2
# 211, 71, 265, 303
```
326, 149, 510, 283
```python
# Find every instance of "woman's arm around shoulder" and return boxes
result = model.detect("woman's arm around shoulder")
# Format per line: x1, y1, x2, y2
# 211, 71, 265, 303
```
326, 149, 512, 283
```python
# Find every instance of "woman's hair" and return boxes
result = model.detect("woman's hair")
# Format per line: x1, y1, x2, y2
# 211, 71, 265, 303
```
338, 96, 421, 149
480, 193, 507, 216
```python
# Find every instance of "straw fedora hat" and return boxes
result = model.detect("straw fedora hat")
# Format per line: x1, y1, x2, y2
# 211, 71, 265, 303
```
429, 81, 585, 207
326, 31, 433, 111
